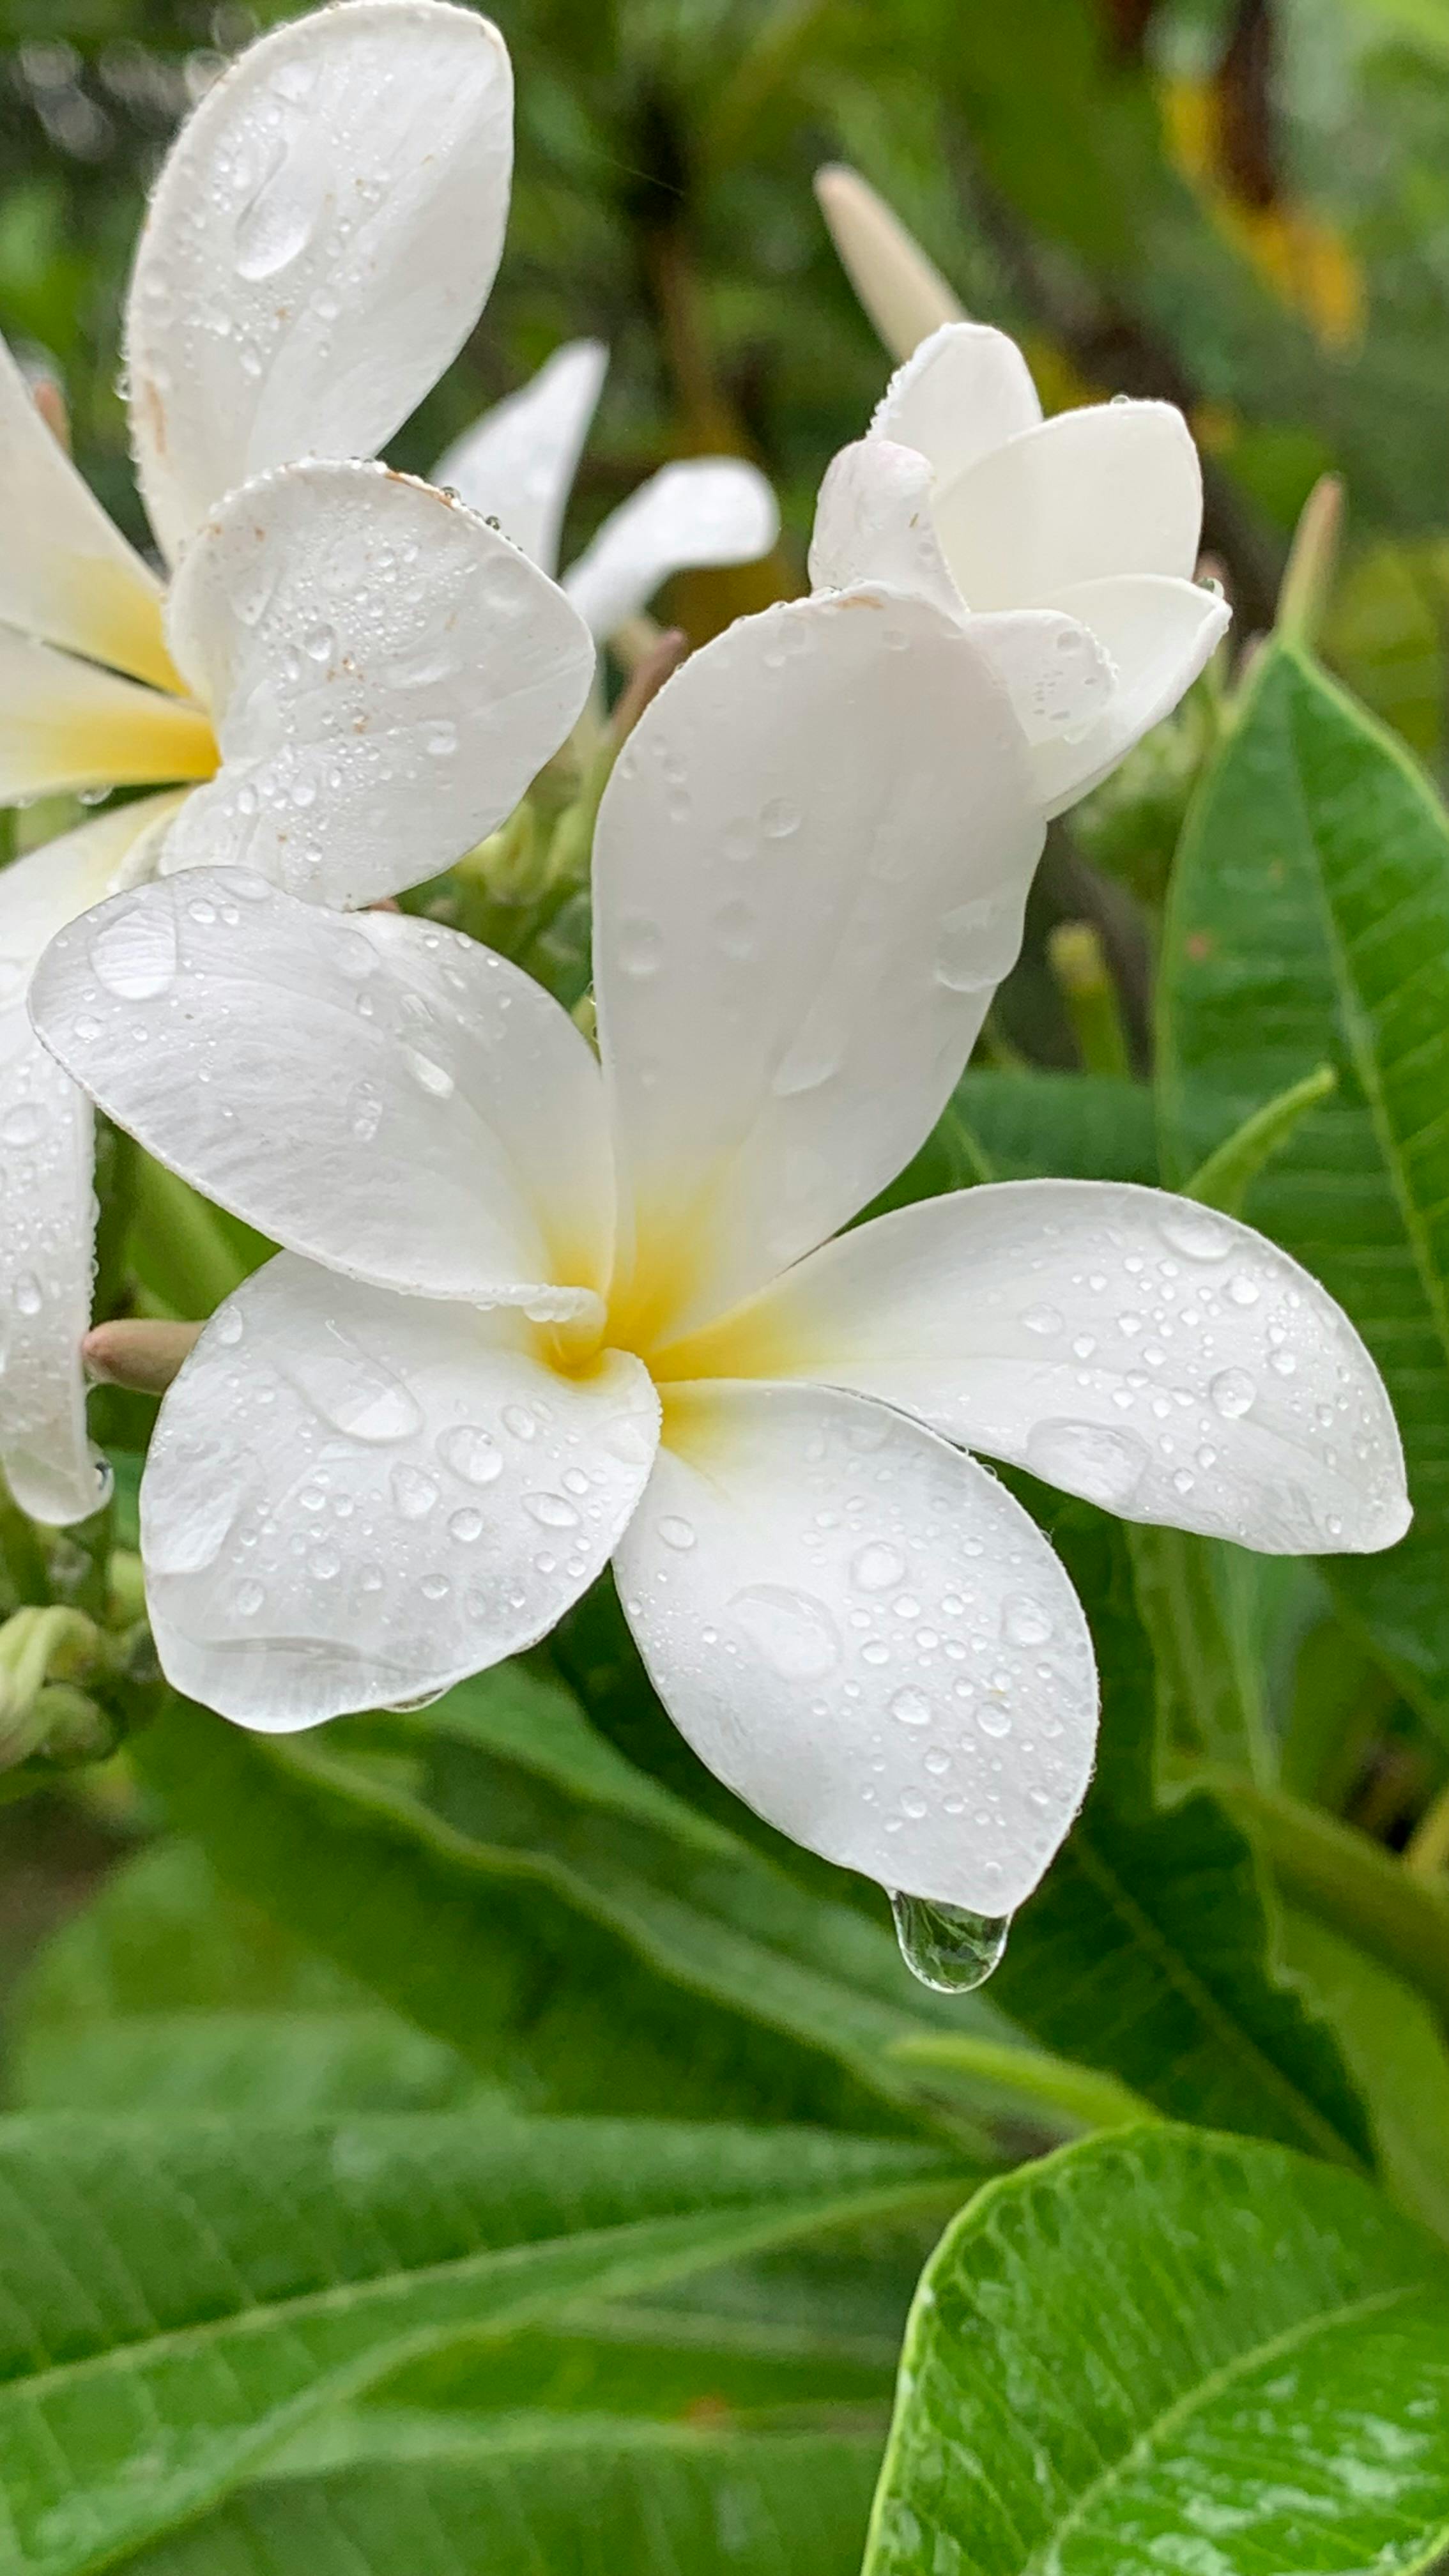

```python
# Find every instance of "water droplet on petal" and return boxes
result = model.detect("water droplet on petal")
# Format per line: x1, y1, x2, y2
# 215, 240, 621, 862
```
852, 1541, 905, 1593
889, 1892, 1011, 1993
91, 905, 177, 1001
732, 1584, 841, 1681
1024, 1417, 1147, 1509
438, 1425, 503, 1487
658, 1514, 696, 1551
1211, 1368, 1257, 1420
391, 1464, 438, 1519
1160, 1206, 1234, 1262
890, 1686, 932, 1726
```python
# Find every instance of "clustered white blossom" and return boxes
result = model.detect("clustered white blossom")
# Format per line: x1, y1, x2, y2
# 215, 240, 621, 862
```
6, 4, 1409, 1933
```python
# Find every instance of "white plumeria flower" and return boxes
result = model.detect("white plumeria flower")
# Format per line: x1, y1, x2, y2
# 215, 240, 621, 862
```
33, 588, 1407, 1923
0, 0, 596, 1522
432, 339, 779, 645
810, 174, 1230, 819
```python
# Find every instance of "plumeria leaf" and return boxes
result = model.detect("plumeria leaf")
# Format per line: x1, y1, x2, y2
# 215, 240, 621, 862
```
865, 1069, 1158, 1217
988, 1504, 1373, 2164
1159, 641, 1449, 1740
1184, 1062, 1338, 1215
132, 1668, 1020, 2140
1280, 1908, 1449, 2242
864, 2124, 1449, 2576
0, 2102, 954, 2576
160, 461, 594, 906
106, 2422, 884, 2576
126, 0, 515, 560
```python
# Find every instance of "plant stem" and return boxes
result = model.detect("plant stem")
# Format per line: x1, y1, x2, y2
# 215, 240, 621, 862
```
1193, 1764, 1449, 2020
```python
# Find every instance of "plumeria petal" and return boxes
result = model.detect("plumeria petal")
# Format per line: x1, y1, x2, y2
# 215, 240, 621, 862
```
126, 0, 514, 560
1, 795, 183, 1524
563, 460, 779, 643
1027, 574, 1231, 817
813, 169, 967, 365
615, 1380, 1096, 1913
158, 461, 594, 906
808, 439, 965, 617
673, 1181, 1409, 1555
809, 442, 1119, 767
0, 332, 179, 692
431, 339, 608, 577
594, 588, 1041, 1347
0, 631, 214, 804
142, 1255, 659, 1729
870, 321, 1043, 482
31, 873, 614, 1310
930, 402, 1202, 608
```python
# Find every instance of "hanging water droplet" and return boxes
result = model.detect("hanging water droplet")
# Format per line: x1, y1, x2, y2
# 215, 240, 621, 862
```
889, 1892, 1011, 1993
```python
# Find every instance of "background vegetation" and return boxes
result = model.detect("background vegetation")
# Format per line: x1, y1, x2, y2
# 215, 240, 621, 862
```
4, 3, 1449, 2570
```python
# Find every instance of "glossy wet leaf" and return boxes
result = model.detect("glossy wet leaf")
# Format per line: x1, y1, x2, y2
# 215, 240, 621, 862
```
866, 2122, 1449, 2575
1160, 640, 1449, 1738
116, 2421, 884, 2576
989, 1504, 1372, 2163
0, 2106, 957, 2576
132, 1678, 1010, 2143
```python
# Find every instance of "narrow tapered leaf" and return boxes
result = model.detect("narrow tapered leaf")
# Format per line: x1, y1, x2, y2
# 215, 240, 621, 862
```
1160, 640, 1449, 1735
116, 2420, 884, 2576
866, 2124, 1449, 2576
0, 2108, 958, 2576
132, 1683, 1014, 2142
990, 1503, 1373, 2164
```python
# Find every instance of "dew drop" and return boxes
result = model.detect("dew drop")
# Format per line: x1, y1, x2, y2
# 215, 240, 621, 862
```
852, 1541, 905, 1593
933, 891, 1019, 994
659, 1514, 696, 1551
1002, 1594, 1052, 1646
524, 1491, 579, 1529
1160, 1207, 1233, 1262
91, 905, 177, 1002
406, 1048, 455, 1100
732, 1584, 841, 1681
438, 1424, 503, 1487
889, 1892, 1011, 1993
890, 1686, 932, 1727
234, 1577, 266, 1618
13, 1273, 42, 1319
760, 797, 799, 839
1, 1103, 43, 1147
1022, 1305, 1064, 1338
1211, 1367, 1257, 1420
448, 1507, 484, 1544
618, 916, 663, 978
1024, 1418, 1147, 1508
1226, 1273, 1260, 1307
390, 1463, 438, 1520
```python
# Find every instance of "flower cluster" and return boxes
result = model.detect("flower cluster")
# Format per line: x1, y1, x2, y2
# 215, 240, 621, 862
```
8, 4, 1408, 1936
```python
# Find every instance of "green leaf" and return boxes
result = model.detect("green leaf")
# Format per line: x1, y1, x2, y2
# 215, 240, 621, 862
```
989, 1503, 1373, 2165
1183, 1062, 1338, 1216
866, 1069, 1157, 1220
130, 1683, 1008, 2143
114, 2420, 884, 2576
1158, 640, 1449, 1738
866, 2123, 1449, 2576
0, 2108, 958, 2576
1279, 1908, 1449, 2242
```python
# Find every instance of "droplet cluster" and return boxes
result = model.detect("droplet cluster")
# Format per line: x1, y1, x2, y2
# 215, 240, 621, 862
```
142, 1265, 656, 1715
618, 1388, 1095, 1916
